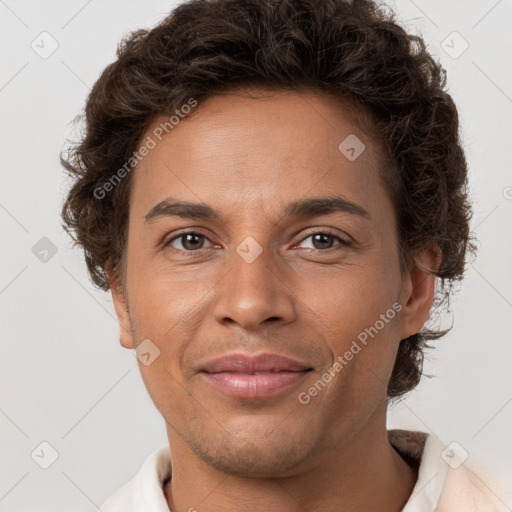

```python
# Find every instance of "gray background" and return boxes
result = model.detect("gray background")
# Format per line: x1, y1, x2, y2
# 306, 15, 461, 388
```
1, 0, 511, 510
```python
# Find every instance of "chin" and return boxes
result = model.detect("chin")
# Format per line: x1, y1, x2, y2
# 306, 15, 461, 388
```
186, 420, 316, 477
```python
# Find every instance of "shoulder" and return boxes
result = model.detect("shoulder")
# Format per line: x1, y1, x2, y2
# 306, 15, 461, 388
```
101, 445, 172, 512
438, 452, 511, 512
389, 429, 511, 512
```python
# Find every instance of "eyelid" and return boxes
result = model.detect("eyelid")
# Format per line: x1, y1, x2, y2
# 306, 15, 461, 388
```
163, 228, 353, 253
163, 229, 215, 250
295, 229, 353, 248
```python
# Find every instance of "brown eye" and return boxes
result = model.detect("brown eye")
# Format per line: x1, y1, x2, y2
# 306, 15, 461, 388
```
164, 232, 212, 251
297, 231, 351, 251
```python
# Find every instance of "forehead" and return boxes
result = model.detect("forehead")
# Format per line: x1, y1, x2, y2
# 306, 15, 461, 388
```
130, 88, 389, 221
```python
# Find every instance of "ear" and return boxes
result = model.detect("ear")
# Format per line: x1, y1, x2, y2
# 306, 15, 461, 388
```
399, 244, 442, 340
106, 260, 135, 350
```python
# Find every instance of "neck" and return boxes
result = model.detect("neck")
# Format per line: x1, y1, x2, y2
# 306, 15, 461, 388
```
163, 412, 418, 512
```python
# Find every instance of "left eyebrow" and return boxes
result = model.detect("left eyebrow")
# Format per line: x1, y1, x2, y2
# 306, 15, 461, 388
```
283, 196, 371, 220
144, 195, 371, 224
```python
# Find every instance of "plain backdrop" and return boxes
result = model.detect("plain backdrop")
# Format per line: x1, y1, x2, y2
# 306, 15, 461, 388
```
1, 0, 511, 510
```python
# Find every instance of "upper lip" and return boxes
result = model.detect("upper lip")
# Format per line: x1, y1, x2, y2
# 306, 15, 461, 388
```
200, 353, 313, 373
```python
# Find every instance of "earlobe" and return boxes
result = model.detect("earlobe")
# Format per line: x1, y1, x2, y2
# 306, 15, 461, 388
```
106, 260, 135, 350
399, 245, 441, 340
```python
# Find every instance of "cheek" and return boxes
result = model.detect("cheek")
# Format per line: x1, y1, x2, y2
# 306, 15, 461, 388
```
128, 252, 206, 329
313, 298, 401, 416
305, 257, 402, 389
303, 263, 400, 341
126, 264, 213, 382
128, 274, 199, 414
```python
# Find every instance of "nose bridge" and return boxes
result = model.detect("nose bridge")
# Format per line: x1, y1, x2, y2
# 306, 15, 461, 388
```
213, 235, 295, 330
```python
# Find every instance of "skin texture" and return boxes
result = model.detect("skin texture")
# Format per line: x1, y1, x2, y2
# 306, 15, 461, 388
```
108, 88, 439, 512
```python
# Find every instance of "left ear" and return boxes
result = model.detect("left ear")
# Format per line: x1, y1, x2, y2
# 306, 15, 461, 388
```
399, 244, 442, 340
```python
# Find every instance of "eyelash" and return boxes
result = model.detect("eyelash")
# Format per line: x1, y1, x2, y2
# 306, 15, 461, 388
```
162, 229, 352, 254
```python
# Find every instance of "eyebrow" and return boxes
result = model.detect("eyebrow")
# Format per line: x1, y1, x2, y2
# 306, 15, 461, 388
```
144, 196, 371, 224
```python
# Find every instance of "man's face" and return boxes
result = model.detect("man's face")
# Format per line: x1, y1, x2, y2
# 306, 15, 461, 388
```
111, 89, 417, 476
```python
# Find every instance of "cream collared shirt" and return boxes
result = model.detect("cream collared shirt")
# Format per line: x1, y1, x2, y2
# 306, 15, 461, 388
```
101, 429, 509, 511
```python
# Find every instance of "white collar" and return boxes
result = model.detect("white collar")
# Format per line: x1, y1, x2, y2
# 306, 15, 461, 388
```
101, 429, 503, 512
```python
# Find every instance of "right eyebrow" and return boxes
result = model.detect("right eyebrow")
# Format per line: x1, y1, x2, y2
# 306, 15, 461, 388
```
145, 198, 225, 224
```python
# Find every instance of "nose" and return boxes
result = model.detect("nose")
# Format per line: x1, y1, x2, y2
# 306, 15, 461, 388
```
213, 240, 297, 331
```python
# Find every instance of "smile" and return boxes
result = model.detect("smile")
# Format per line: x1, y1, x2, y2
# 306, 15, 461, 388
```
201, 370, 311, 398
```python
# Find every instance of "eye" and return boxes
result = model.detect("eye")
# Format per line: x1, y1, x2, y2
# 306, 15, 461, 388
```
162, 229, 352, 254
164, 231, 215, 252
296, 231, 352, 251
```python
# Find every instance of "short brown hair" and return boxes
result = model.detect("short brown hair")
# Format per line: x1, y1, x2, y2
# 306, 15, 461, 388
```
60, 0, 476, 400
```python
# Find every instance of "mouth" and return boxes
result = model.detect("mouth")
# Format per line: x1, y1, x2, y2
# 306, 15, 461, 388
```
199, 352, 313, 399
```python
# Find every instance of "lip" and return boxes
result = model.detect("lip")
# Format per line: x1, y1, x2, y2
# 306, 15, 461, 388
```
200, 353, 311, 373
199, 352, 313, 399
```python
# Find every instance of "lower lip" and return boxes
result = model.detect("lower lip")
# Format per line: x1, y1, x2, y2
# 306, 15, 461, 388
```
201, 371, 310, 398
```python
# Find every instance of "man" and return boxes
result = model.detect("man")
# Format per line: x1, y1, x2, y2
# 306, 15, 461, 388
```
60, 0, 507, 510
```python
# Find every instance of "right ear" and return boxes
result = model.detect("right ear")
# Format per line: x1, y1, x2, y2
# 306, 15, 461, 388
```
106, 260, 135, 349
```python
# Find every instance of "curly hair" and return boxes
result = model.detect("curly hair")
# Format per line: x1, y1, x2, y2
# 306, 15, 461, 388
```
60, 0, 475, 400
